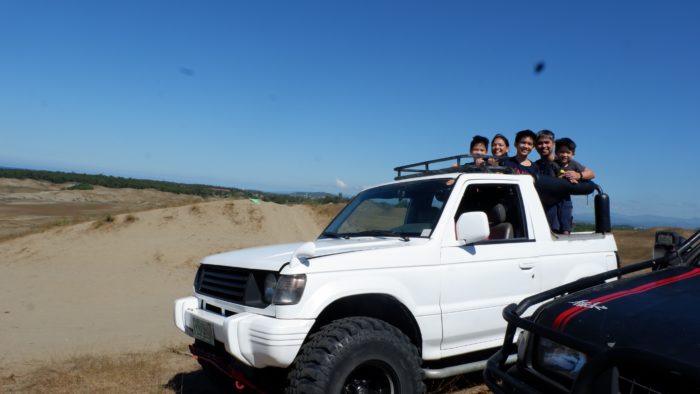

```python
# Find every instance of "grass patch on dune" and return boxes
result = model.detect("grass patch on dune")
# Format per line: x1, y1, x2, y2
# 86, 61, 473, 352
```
0, 218, 80, 242
91, 215, 115, 229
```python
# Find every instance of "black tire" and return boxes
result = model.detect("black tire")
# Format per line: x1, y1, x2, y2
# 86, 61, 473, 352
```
286, 317, 425, 394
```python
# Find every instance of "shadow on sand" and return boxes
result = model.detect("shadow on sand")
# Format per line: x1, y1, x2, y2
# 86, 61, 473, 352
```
165, 369, 237, 394
165, 368, 488, 394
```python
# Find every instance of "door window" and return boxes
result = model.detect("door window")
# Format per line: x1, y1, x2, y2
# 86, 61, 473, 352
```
454, 184, 528, 240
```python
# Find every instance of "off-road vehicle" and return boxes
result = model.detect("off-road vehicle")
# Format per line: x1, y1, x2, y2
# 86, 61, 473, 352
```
174, 155, 617, 393
485, 229, 700, 394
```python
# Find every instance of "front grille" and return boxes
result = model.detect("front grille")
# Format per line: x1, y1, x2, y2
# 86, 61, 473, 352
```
196, 265, 251, 304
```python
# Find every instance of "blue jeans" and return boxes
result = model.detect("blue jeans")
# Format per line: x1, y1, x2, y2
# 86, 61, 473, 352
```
558, 198, 573, 233
544, 203, 560, 233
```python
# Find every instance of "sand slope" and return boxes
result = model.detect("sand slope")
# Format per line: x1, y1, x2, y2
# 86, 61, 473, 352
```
0, 178, 203, 240
0, 199, 329, 370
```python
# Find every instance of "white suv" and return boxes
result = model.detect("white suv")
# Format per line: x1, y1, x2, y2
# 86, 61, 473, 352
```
174, 158, 618, 393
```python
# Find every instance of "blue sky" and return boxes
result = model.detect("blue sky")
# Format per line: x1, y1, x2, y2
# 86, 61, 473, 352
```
1, 1, 699, 219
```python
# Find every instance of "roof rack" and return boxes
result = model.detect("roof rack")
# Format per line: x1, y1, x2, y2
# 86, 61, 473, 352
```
394, 154, 510, 180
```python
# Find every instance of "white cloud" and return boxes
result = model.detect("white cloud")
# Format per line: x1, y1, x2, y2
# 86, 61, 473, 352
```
335, 179, 348, 189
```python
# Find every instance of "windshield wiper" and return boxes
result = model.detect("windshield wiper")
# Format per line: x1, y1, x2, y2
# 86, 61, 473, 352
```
339, 230, 410, 242
320, 231, 349, 239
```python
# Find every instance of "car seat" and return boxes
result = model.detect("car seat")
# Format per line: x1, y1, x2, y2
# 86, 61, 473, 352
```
488, 204, 513, 240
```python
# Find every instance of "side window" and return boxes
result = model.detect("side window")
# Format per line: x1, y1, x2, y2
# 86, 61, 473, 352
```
454, 184, 528, 241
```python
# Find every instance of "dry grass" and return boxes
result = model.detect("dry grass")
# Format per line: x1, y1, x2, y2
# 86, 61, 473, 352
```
0, 199, 202, 242
91, 214, 116, 229
613, 227, 695, 266
0, 346, 226, 394
0, 345, 489, 394
426, 373, 492, 393
0, 177, 204, 241
0, 217, 83, 241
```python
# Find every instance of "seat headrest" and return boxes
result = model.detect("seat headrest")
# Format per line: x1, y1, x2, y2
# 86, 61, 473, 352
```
488, 204, 507, 224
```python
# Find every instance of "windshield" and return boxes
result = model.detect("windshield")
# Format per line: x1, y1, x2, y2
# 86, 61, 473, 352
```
322, 178, 454, 239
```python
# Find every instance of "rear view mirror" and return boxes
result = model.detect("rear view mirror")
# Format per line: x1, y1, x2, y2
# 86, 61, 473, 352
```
456, 211, 490, 244
653, 231, 685, 259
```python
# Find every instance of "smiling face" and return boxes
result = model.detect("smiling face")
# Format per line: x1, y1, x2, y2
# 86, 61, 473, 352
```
471, 142, 487, 156
516, 136, 534, 159
557, 146, 575, 165
536, 136, 554, 159
491, 137, 509, 157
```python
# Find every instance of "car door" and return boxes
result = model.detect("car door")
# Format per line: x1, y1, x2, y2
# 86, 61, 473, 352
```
439, 182, 541, 352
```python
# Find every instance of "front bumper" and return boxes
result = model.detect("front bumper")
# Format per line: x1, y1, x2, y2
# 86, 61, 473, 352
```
174, 296, 314, 368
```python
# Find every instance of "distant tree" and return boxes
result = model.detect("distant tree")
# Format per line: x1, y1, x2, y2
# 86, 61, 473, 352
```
0, 168, 351, 206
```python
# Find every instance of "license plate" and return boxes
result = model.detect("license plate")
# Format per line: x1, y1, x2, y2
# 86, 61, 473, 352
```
191, 316, 215, 346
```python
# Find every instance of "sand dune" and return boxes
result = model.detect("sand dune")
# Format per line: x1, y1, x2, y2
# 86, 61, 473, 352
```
0, 178, 203, 240
0, 199, 331, 371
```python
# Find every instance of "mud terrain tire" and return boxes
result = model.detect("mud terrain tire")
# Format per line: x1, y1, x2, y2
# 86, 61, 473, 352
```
286, 316, 425, 394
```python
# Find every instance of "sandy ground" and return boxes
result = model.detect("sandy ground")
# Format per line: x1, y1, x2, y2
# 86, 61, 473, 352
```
0, 193, 329, 373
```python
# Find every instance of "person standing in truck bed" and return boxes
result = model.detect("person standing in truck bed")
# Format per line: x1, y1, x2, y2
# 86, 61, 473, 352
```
488, 133, 510, 166
469, 135, 489, 167
555, 137, 595, 234
504, 129, 538, 176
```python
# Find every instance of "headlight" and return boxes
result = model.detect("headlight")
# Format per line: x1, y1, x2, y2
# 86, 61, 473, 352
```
263, 273, 277, 304
272, 274, 306, 305
536, 337, 587, 379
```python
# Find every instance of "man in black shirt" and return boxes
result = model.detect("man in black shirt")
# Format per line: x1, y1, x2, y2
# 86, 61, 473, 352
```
534, 129, 562, 232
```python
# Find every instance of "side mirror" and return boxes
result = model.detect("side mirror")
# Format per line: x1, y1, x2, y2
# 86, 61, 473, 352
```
653, 231, 684, 259
290, 241, 316, 268
456, 211, 490, 244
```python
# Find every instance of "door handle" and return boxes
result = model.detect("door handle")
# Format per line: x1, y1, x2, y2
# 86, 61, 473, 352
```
519, 260, 535, 270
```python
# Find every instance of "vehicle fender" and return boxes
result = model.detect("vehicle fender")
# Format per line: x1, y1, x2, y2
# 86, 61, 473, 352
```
283, 273, 433, 320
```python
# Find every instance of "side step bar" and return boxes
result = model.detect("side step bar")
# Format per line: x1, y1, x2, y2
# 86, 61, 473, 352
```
423, 354, 517, 379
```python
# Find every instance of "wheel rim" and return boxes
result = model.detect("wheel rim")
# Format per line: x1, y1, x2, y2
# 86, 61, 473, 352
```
341, 360, 399, 394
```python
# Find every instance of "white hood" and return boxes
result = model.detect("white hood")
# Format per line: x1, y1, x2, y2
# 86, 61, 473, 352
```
201, 237, 417, 271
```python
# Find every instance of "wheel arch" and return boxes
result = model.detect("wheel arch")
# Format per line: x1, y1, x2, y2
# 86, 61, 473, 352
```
308, 293, 423, 354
